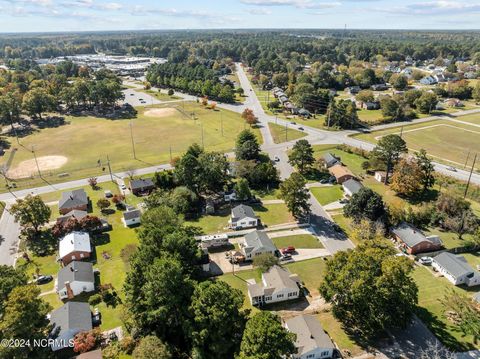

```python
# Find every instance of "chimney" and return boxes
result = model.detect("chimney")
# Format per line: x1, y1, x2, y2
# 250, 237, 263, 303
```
65, 281, 74, 299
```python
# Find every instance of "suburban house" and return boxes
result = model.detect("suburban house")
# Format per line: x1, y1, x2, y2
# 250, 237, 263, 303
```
49, 302, 92, 351
59, 189, 89, 215
323, 153, 340, 168
229, 204, 259, 230
56, 209, 88, 224
247, 265, 300, 306
284, 315, 336, 359
58, 231, 92, 266
342, 178, 363, 197
224, 190, 237, 202
198, 234, 229, 249
346, 86, 361, 94
56, 261, 95, 299
129, 178, 155, 196
239, 230, 277, 260
432, 252, 480, 287
298, 108, 312, 118
371, 84, 388, 91
392, 222, 443, 254
420, 75, 437, 85
356, 101, 380, 110
123, 206, 141, 227
328, 164, 355, 184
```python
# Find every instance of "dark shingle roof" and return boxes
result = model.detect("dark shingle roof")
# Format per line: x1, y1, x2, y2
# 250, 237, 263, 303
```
231, 204, 257, 221
130, 178, 154, 190
59, 189, 88, 210
50, 302, 92, 339
57, 261, 94, 287
123, 209, 141, 220
392, 222, 442, 248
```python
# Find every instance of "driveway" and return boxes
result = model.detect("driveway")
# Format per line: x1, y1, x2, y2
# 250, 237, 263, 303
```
0, 202, 21, 266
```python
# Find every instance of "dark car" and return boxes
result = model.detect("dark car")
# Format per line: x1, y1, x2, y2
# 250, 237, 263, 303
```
36, 275, 53, 285
298, 127, 304, 131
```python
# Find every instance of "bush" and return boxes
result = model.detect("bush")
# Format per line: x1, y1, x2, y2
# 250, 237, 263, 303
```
88, 294, 102, 306
167, 89, 174, 96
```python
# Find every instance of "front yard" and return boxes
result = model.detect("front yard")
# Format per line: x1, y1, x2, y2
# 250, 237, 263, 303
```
310, 185, 344, 206
271, 234, 324, 249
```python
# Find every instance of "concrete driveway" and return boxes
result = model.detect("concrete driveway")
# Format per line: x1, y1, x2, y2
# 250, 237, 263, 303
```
0, 202, 21, 266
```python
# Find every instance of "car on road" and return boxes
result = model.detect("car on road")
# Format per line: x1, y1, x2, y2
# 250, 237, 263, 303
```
339, 198, 349, 204
120, 184, 127, 190
446, 166, 457, 172
298, 127, 304, 131
419, 256, 433, 265
319, 179, 328, 184
280, 246, 295, 254
36, 275, 53, 285
274, 156, 280, 162
290, 121, 297, 125
139, 98, 144, 101
130, 93, 134, 96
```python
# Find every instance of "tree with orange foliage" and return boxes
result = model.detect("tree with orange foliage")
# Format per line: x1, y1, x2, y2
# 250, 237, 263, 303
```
73, 329, 102, 353
210, 101, 217, 110
242, 108, 257, 127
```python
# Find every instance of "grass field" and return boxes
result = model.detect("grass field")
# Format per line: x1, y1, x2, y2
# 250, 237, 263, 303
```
310, 185, 344, 205
268, 123, 307, 144
0, 102, 260, 191
16, 181, 140, 331
413, 266, 479, 351
271, 234, 324, 249
141, 89, 182, 101
355, 117, 480, 170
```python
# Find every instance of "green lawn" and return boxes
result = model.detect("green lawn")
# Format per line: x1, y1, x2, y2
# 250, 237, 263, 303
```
310, 185, 344, 205
253, 203, 295, 227
358, 109, 383, 124
413, 266, 479, 351
141, 89, 181, 101
1, 102, 260, 192
312, 145, 367, 176
268, 123, 307, 144
16, 182, 140, 331
272, 234, 324, 249
185, 208, 230, 234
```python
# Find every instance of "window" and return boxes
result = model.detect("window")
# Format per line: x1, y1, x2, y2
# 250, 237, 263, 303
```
265, 296, 272, 301
277, 294, 284, 298
321, 351, 330, 356
307, 354, 315, 359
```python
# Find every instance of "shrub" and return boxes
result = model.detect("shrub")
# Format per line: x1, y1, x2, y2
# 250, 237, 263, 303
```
88, 294, 102, 306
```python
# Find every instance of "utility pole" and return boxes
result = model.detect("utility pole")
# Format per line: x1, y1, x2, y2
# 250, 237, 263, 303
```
464, 151, 471, 169
464, 153, 477, 199
275, 115, 278, 125
400, 126, 404, 138
106, 155, 114, 182
285, 123, 288, 142
31, 145, 41, 178
130, 120, 137, 160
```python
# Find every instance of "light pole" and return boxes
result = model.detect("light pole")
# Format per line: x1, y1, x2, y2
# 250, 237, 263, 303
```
31, 145, 42, 178
129, 120, 137, 160
285, 123, 288, 142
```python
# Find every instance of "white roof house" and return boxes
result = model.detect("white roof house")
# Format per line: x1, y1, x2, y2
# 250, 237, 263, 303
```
58, 232, 91, 264
284, 315, 335, 359
247, 265, 300, 306
240, 230, 277, 260
432, 252, 480, 287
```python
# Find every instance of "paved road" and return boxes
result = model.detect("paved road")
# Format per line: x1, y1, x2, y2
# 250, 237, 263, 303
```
0, 203, 21, 266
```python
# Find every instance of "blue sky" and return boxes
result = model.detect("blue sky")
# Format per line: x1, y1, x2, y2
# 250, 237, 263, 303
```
1, 0, 480, 32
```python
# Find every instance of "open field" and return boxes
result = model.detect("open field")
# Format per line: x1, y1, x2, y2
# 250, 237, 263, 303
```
16, 181, 140, 332
271, 234, 324, 249
310, 185, 344, 206
355, 117, 480, 171
413, 266, 479, 351
0, 102, 260, 191
268, 123, 307, 144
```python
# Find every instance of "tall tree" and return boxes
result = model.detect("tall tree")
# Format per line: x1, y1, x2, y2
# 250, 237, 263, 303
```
241, 108, 257, 127
415, 149, 435, 191
319, 240, 418, 339
22, 87, 56, 119
288, 139, 315, 174
189, 281, 246, 359
344, 187, 387, 224
0, 266, 27, 316
371, 134, 407, 184
238, 312, 296, 359
279, 173, 311, 221
234, 178, 252, 201
390, 158, 423, 197
235, 130, 260, 161
132, 336, 172, 359
10, 195, 51, 239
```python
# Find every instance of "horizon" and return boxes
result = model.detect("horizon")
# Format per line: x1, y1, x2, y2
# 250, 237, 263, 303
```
1, 0, 480, 32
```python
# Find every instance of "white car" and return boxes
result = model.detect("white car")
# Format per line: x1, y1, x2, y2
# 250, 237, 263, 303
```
419, 257, 433, 265
446, 166, 457, 172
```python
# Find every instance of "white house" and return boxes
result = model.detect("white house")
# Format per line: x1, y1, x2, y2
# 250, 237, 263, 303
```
224, 190, 237, 202
229, 204, 259, 230
198, 234, 229, 249
284, 315, 335, 359
247, 265, 300, 306
342, 179, 363, 197
420, 76, 437, 85
239, 230, 277, 261
58, 232, 91, 266
123, 207, 141, 227
56, 261, 95, 300
49, 302, 92, 352
432, 252, 480, 287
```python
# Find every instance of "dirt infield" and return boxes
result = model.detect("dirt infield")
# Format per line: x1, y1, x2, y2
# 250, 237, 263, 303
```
8, 156, 68, 179
144, 108, 177, 118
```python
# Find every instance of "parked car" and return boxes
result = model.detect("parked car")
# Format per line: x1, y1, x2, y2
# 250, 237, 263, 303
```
298, 127, 304, 131
339, 198, 349, 204
419, 256, 433, 265
36, 275, 53, 285
320, 179, 328, 184
446, 166, 457, 172
281, 246, 295, 254
290, 121, 296, 125
280, 253, 293, 261
120, 184, 127, 190
274, 156, 280, 162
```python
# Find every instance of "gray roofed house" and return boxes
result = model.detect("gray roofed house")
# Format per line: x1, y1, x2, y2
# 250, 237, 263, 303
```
240, 230, 277, 260
57, 261, 95, 299
284, 314, 335, 359
248, 265, 301, 306
230, 204, 259, 230
49, 302, 92, 351
59, 189, 88, 214
123, 208, 141, 227
432, 252, 480, 287
323, 153, 340, 168
130, 178, 155, 195
392, 222, 443, 254
342, 178, 363, 197
57, 210, 88, 224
